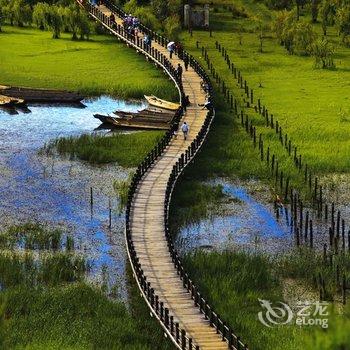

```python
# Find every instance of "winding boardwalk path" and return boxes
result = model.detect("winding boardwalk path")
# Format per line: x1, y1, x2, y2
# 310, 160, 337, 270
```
84, 3, 231, 349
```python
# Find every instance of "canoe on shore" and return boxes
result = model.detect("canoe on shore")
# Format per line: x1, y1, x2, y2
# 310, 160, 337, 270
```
114, 109, 174, 118
113, 109, 174, 121
144, 95, 179, 111
94, 114, 170, 130
0, 85, 84, 104
0, 95, 25, 106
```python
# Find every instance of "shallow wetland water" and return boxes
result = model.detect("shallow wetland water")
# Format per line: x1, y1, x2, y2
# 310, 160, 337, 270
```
0, 96, 146, 297
176, 179, 330, 255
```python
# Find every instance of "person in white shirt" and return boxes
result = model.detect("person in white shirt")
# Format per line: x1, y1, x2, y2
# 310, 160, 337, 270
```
181, 122, 189, 140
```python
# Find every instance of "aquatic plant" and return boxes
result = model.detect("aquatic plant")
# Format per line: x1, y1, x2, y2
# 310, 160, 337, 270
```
114, 173, 133, 212
0, 224, 175, 349
169, 181, 225, 230
45, 131, 164, 167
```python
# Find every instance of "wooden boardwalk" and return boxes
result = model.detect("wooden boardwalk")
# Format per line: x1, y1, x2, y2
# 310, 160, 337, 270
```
87, 4, 231, 349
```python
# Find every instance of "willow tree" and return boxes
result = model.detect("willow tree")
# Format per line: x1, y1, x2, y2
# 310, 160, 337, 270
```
336, 5, 350, 46
164, 15, 181, 41
33, 2, 50, 30
312, 38, 335, 68
47, 6, 62, 39
11, 0, 32, 27
319, 0, 337, 35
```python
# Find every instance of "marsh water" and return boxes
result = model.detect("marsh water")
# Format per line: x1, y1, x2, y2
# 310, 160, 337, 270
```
0, 96, 146, 298
177, 179, 298, 254
1, 96, 329, 299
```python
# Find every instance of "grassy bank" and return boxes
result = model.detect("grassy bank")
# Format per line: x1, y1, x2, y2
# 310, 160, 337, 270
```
0, 224, 174, 350
182, 26, 350, 174
0, 26, 178, 101
44, 131, 164, 167
173, 2, 350, 213
183, 249, 350, 350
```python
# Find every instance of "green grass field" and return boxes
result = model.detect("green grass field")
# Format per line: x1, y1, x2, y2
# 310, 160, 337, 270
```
171, 3, 350, 349
183, 249, 350, 350
179, 4, 350, 198
0, 224, 175, 350
0, 26, 178, 101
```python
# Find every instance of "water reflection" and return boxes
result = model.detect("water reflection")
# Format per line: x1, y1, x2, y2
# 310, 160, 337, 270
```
177, 180, 292, 254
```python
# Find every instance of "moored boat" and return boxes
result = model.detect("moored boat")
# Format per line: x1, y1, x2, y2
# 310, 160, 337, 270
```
0, 85, 83, 104
93, 113, 170, 130
144, 95, 179, 111
0, 95, 25, 106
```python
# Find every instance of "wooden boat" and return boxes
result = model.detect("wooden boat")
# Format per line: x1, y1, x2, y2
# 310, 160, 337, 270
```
144, 106, 176, 114
114, 108, 174, 118
0, 95, 25, 106
0, 85, 83, 103
94, 114, 170, 130
113, 110, 173, 123
144, 95, 179, 111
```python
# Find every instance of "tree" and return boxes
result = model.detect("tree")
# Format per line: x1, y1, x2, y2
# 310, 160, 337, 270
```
124, 0, 138, 14
150, 0, 181, 22
295, 0, 307, 20
33, 2, 50, 30
312, 37, 335, 68
134, 7, 161, 30
274, 9, 296, 53
336, 5, 350, 46
47, 5, 62, 39
293, 21, 316, 55
0, 7, 2, 32
58, 6, 70, 33
256, 20, 265, 53
1, 0, 15, 26
65, 5, 81, 40
77, 11, 90, 40
264, 0, 292, 10
274, 11, 316, 55
151, 0, 168, 21
167, 0, 182, 17
319, 0, 336, 35
164, 15, 181, 41
311, 0, 320, 23
12, 0, 32, 27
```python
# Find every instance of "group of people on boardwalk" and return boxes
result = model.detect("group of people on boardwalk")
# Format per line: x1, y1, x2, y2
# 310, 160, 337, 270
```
90, 2, 212, 148
167, 41, 184, 60
122, 13, 140, 36
109, 12, 141, 37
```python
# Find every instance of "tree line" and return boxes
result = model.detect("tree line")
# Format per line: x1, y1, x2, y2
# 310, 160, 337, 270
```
274, 10, 336, 68
120, 0, 183, 40
272, 0, 350, 69
0, 0, 184, 40
263, 0, 350, 46
0, 0, 91, 39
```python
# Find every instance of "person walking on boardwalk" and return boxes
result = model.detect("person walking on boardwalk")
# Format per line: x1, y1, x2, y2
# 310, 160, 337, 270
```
181, 121, 189, 140
168, 42, 175, 59
183, 55, 189, 71
182, 94, 190, 112
176, 42, 183, 59
176, 63, 183, 80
